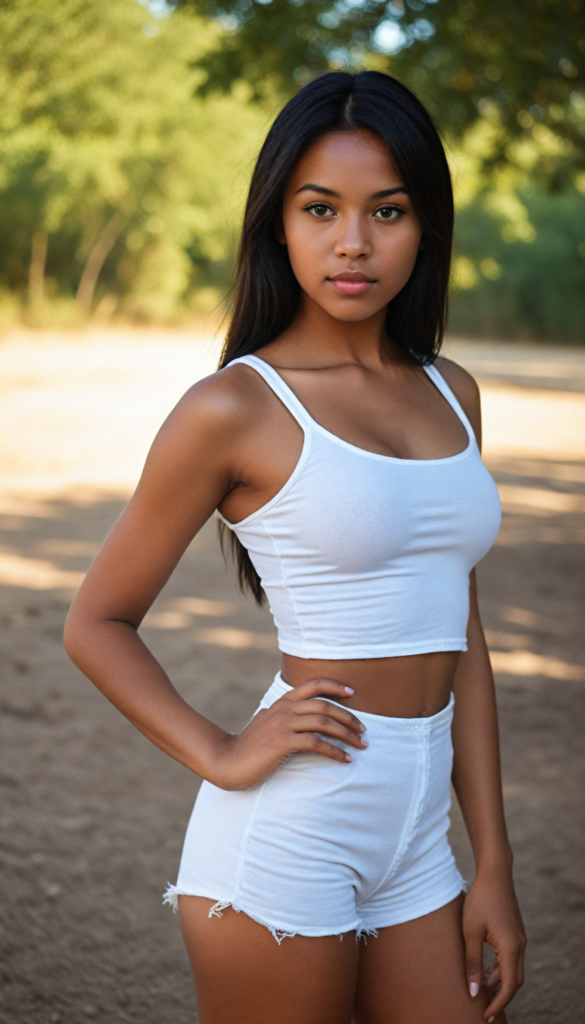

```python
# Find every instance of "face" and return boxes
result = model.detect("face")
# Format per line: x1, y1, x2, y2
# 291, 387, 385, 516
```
277, 130, 424, 323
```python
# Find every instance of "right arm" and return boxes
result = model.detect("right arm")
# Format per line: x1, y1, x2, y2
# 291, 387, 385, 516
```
64, 372, 366, 789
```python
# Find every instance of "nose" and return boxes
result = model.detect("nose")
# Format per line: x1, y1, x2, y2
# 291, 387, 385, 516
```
334, 213, 371, 261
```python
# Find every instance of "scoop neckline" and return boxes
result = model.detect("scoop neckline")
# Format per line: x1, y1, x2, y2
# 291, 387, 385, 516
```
244, 354, 475, 467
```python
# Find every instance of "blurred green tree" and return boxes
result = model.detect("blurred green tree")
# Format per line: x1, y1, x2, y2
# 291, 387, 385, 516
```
451, 183, 585, 340
0, 0, 267, 320
0, 0, 583, 338
169, 0, 585, 340
173, 0, 585, 186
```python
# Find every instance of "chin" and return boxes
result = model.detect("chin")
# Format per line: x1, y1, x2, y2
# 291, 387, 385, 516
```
322, 300, 387, 323
335, 310, 380, 323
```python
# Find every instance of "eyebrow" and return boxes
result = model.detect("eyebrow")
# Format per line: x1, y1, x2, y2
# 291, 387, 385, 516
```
295, 184, 409, 199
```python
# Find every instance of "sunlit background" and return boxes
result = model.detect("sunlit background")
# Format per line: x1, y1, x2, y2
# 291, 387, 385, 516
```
1, 2, 584, 1023
0, 0, 584, 335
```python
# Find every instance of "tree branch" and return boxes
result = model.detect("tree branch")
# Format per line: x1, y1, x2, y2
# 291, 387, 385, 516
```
76, 210, 127, 312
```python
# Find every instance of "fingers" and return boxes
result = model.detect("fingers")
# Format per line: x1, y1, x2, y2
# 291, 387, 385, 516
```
484, 975, 515, 1020
284, 678, 365, 733
295, 696, 365, 735
273, 677, 368, 763
285, 676, 356, 700
485, 963, 501, 989
294, 731, 354, 764
464, 926, 485, 1003
292, 713, 368, 751
483, 940, 526, 1021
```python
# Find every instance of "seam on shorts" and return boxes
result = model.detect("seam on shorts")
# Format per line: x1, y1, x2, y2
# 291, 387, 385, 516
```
230, 779, 269, 905
390, 727, 431, 878
164, 781, 269, 915
363, 729, 430, 903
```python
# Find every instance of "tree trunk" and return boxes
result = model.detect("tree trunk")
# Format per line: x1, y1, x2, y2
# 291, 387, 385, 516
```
28, 232, 48, 313
76, 210, 127, 312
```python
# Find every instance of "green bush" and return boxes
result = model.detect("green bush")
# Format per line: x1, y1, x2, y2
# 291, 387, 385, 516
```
451, 184, 585, 342
1, 0, 583, 339
0, 0, 268, 324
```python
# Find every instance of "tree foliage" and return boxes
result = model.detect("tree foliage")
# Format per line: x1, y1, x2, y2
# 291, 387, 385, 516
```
174, 0, 585, 185
0, 0, 583, 337
451, 183, 585, 340
0, 0, 268, 319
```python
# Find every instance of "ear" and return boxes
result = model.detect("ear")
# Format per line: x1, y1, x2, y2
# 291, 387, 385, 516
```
274, 212, 287, 245
418, 235, 426, 251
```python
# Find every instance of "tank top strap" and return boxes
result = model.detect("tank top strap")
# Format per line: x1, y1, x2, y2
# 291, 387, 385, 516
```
228, 354, 313, 431
423, 362, 476, 447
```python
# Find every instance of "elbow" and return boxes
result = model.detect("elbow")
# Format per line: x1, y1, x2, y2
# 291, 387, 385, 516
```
63, 603, 88, 667
63, 610, 79, 664
64, 601, 136, 669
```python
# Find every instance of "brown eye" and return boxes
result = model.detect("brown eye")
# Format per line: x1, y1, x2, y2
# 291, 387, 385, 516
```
307, 203, 334, 218
374, 206, 400, 220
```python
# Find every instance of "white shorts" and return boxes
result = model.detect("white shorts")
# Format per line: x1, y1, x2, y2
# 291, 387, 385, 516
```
164, 673, 465, 941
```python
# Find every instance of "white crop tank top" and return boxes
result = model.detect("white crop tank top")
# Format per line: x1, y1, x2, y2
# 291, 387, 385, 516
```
217, 354, 502, 660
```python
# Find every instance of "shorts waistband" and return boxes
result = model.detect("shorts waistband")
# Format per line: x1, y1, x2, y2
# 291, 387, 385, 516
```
261, 672, 455, 730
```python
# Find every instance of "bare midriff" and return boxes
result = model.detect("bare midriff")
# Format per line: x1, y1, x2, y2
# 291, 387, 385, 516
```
281, 650, 461, 718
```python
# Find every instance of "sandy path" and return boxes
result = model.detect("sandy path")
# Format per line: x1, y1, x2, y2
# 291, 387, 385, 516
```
0, 328, 584, 1023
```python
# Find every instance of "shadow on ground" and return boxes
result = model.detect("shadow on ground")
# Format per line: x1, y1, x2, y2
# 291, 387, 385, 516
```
0, 454, 584, 1023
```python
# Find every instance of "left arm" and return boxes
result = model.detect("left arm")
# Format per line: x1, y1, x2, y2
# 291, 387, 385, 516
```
438, 356, 526, 1020
452, 576, 526, 1020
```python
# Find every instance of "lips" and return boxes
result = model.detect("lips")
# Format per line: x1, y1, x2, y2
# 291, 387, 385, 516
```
327, 272, 375, 296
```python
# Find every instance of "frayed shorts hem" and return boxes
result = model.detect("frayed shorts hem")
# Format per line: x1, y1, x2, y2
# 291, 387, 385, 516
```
162, 878, 466, 944
166, 675, 464, 946
163, 884, 377, 943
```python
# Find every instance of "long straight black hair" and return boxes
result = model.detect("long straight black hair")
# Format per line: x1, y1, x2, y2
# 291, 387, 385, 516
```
218, 70, 454, 603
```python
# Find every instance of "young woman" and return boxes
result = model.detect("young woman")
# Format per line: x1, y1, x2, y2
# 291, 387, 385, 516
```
65, 71, 526, 1023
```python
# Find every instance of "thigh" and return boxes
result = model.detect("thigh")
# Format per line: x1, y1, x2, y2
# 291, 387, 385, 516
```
353, 895, 507, 1024
179, 896, 359, 1024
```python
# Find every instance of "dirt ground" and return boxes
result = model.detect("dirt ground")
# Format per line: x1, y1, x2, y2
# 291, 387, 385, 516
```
0, 328, 584, 1024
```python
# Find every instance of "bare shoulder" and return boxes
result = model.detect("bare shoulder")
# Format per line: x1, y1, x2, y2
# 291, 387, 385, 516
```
164, 360, 272, 443
434, 355, 482, 448
434, 355, 480, 408
130, 359, 280, 513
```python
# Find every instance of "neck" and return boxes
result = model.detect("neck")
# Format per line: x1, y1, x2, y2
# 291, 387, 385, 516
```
278, 294, 404, 369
